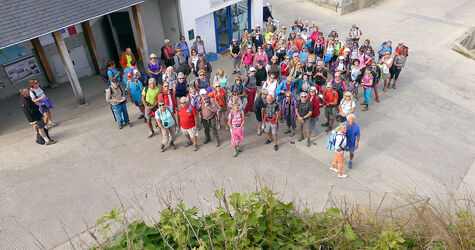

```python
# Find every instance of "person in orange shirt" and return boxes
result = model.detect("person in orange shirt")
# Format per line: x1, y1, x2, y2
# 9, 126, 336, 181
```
295, 33, 305, 51
120, 48, 136, 69
208, 82, 228, 130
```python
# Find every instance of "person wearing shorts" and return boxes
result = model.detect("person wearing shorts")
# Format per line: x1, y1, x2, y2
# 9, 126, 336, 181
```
229, 38, 241, 74
295, 92, 313, 147
322, 83, 338, 132
125, 72, 145, 122
262, 94, 280, 151
345, 114, 360, 169
177, 96, 199, 151
20, 88, 56, 145
142, 78, 161, 138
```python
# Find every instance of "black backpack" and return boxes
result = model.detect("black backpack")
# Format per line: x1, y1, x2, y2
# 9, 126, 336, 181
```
36, 127, 51, 145
160, 46, 167, 60
101, 68, 111, 83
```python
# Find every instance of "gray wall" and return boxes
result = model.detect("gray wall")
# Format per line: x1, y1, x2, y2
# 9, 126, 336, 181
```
158, 0, 181, 45
141, 0, 166, 58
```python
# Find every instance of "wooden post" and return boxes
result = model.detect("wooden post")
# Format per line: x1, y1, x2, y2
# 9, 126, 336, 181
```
31, 38, 56, 84
132, 4, 149, 68
53, 31, 86, 105
81, 21, 101, 74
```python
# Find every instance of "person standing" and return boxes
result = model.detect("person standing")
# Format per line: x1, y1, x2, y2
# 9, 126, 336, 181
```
308, 86, 322, 136
198, 89, 221, 146
106, 79, 132, 129
253, 89, 268, 136
262, 94, 280, 151
322, 83, 338, 132
20, 88, 56, 145
120, 48, 135, 69
377, 41, 392, 61
175, 36, 190, 61
241, 46, 255, 73
282, 91, 297, 137
388, 52, 406, 89
379, 51, 393, 92
361, 68, 374, 111
345, 114, 360, 169
29, 79, 56, 128
142, 78, 161, 138
314, 61, 328, 92
255, 61, 268, 86
106, 60, 121, 85
208, 82, 228, 130
329, 123, 348, 178
173, 48, 188, 75
148, 54, 163, 85
162, 39, 175, 67
243, 67, 258, 117
155, 100, 177, 152
262, 73, 278, 98
295, 92, 313, 147
228, 103, 245, 157
229, 38, 241, 74
195, 54, 212, 78
192, 36, 206, 56
125, 72, 145, 122
177, 97, 199, 151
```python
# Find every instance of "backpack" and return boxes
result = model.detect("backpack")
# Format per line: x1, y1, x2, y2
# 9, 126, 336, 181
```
326, 132, 343, 151
178, 103, 193, 113
36, 127, 51, 145
101, 68, 112, 83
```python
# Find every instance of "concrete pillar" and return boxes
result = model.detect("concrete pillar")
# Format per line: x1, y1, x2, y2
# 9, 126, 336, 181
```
31, 38, 56, 84
132, 4, 150, 68
81, 21, 101, 74
52, 30, 86, 105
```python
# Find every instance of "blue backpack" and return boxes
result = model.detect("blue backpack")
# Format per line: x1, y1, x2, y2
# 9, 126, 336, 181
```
326, 132, 343, 151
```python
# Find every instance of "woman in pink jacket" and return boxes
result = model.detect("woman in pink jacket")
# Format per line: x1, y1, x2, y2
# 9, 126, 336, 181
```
241, 45, 255, 72
253, 46, 268, 68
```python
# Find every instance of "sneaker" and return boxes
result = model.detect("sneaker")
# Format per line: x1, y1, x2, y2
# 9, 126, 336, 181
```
392, 84, 396, 89
170, 141, 176, 150
375, 98, 380, 103
257, 129, 262, 136
203, 138, 211, 144
265, 139, 272, 144
118, 125, 124, 129
233, 149, 238, 157
274, 144, 279, 151
329, 167, 338, 172
321, 122, 329, 127
306, 139, 311, 147
160, 144, 165, 152
193, 144, 199, 151
362, 105, 369, 111
48, 122, 57, 127
237, 145, 242, 152
338, 174, 348, 178
290, 132, 295, 137
216, 139, 221, 147
348, 161, 353, 169
45, 140, 57, 145
297, 134, 304, 142
184, 141, 193, 147
138, 114, 144, 120
245, 113, 251, 117
127, 123, 133, 127
325, 127, 332, 132
148, 131, 154, 138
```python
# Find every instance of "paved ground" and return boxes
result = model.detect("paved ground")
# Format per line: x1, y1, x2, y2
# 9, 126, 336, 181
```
0, 0, 474, 248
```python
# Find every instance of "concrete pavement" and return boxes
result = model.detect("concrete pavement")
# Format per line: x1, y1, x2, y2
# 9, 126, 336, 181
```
0, 0, 474, 248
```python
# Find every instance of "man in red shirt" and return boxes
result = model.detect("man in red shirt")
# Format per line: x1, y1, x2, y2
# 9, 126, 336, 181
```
321, 83, 338, 132
158, 81, 176, 113
177, 96, 199, 151
308, 86, 323, 136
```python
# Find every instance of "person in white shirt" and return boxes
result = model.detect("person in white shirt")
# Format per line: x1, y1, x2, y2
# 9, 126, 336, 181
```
262, 73, 278, 97
329, 123, 348, 178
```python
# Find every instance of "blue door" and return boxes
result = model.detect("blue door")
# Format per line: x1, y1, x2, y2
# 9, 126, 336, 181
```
214, 0, 251, 53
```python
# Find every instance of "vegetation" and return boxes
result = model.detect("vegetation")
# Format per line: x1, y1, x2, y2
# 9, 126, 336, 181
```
91, 187, 474, 249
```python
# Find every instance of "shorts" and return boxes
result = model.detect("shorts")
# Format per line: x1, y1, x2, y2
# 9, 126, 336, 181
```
181, 127, 198, 138
134, 101, 144, 107
348, 146, 355, 155
297, 118, 311, 133
31, 119, 46, 129
264, 120, 278, 135
231, 56, 241, 66
382, 73, 390, 80
145, 106, 157, 120
325, 106, 337, 119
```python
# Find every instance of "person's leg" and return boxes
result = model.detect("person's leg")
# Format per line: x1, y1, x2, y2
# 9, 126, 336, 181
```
138, 105, 145, 116
311, 117, 318, 135
210, 117, 220, 143
202, 119, 211, 142
43, 110, 51, 125
285, 114, 292, 133
147, 119, 153, 131
331, 152, 338, 169
186, 134, 192, 142
393, 68, 402, 87
112, 105, 124, 126
337, 152, 344, 175
121, 103, 130, 124
373, 81, 380, 102
160, 129, 168, 151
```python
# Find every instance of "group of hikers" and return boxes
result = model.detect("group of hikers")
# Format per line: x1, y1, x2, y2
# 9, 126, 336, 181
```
21, 14, 408, 178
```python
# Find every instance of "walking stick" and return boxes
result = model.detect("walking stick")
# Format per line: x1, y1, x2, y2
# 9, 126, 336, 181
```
110, 104, 117, 122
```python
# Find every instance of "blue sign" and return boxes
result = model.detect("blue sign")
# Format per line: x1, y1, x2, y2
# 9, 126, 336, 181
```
0, 45, 32, 65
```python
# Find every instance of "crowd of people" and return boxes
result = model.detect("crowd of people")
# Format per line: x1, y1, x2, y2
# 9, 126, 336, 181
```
21, 14, 408, 178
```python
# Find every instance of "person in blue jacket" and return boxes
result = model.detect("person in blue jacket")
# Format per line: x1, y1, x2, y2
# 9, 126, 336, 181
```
275, 75, 295, 103
294, 74, 315, 96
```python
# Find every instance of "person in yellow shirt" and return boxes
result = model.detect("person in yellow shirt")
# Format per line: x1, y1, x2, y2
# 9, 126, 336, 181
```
141, 78, 161, 138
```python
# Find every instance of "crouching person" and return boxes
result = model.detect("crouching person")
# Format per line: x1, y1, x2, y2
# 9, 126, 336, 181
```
155, 100, 176, 152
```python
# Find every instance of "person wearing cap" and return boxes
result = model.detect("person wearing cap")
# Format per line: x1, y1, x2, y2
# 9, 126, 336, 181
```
148, 53, 163, 84
195, 53, 212, 78
158, 81, 176, 115
177, 96, 199, 151
377, 40, 392, 61
253, 89, 268, 136
255, 60, 268, 86
142, 78, 161, 138
322, 83, 338, 132
229, 38, 241, 74
243, 67, 258, 116
175, 35, 190, 61
262, 94, 280, 151
120, 48, 136, 69
253, 46, 268, 68
106, 79, 132, 129
328, 28, 338, 40
208, 81, 228, 130
191, 36, 206, 56
241, 45, 255, 72
308, 86, 323, 136
125, 72, 145, 122
264, 40, 275, 62
197, 88, 220, 146
155, 100, 177, 152
281, 91, 297, 137
162, 39, 175, 67
295, 91, 314, 147
314, 61, 328, 92
332, 56, 347, 76
348, 24, 361, 46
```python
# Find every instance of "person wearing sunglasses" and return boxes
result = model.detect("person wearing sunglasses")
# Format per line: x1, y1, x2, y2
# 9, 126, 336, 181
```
125, 72, 145, 122
262, 73, 278, 98
177, 96, 199, 151
148, 54, 163, 85
281, 91, 297, 137
175, 36, 189, 61
296, 92, 313, 147
28, 79, 56, 128
175, 72, 188, 103
158, 81, 176, 116
155, 100, 176, 152
194, 70, 211, 93
197, 89, 221, 147
229, 38, 241, 74
338, 91, 355, 121
253, 89, 268, 136
208, 82, 228, 130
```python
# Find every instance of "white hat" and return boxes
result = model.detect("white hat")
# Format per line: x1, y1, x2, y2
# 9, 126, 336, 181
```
199, 89, 207, 95
149, 53, 157, 59
338, 56, 344, 60
326, 82, 333, 88
164, 39, 170, 44
310, 86, 317, 91
249, 67, 256, 72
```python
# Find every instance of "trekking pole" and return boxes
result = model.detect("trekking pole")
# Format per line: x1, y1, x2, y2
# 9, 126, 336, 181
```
110, 104, 117, 122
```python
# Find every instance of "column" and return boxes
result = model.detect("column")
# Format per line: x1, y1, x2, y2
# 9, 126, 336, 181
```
53, 30, 86, 105
132, 4, 149, 68
31, 38, 56, 84
81, 21, 101, 74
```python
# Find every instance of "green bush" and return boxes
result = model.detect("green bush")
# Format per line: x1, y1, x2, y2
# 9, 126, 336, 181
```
91, 187, 474, 249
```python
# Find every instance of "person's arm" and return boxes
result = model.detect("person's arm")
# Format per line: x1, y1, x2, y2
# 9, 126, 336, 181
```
335, 134, 343, 152
261, 107, 265, 122
194, 80, 199, 90
240, 111, 246, 127
164, 49, 170, 59
193, 107, 198, 129
331, 94, 338, 106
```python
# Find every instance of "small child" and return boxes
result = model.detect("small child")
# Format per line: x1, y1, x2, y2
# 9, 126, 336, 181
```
228, 103, 245, 157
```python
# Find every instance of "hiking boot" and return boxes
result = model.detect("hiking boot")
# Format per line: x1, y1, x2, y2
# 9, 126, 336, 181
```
45, 140, 57, 145
184, 141, 193, 147
321, 122, 329, 127
233, 149, 238, 157
392, 84, 396, 89
245, 113, 251, 117
360, 101, 366, 105
138, 114, 144, 119
290, 131, 295, 137
306, 139, 311, 147
216, 138, 221, 147
170, 141, 176, 150
274, 144, 279, 151
348, 161, 353, 169
284, 129, 291, 134
362, 105, 369, 111
265, 139, 272, 144
148, 131, 154, 138
325, 127, 332, 132
297, 134, 304, 142
338, 174, 348, 178
203, 138, 211, 144
127, 123, 133, 127
193, 144, 199, 151
160, 144, 165, 152
232, 70, 237, 75
118, 124, 124, 129
257, 129, 262, 136
375, 97, 380, 103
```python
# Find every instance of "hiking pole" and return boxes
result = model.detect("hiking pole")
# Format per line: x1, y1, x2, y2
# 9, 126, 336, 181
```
109, 104, 117, 122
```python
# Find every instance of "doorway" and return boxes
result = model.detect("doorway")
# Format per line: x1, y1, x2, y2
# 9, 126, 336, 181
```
107, 12, 138, 64
214, 0, 251, 53
51, 45, 93, 83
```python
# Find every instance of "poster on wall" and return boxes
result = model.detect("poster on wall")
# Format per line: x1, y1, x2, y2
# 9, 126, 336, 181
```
0, 44, 32, 65
3, 55, 40, 84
